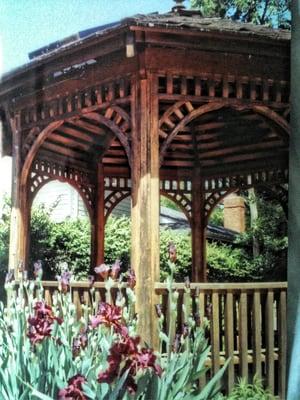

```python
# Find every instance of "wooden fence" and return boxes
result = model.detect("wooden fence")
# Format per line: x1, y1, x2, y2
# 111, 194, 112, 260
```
39, 281, 287, 398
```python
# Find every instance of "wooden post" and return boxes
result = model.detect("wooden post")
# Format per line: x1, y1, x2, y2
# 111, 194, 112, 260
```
131, 74, 160, 347
8, 112, 30, 277
93, 161, 105, 268
191, 168, 206, 282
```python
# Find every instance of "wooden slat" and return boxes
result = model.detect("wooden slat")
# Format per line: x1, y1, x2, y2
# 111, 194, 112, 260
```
225, 291, 234, 392
265, 289, 275, 394
167, 74, 173, 95
253, 290, 262, 378
278, 289, 287, 399
73, 289, 82, 319
239, 291, 248, 380
211, 292, 220, 374
44, 288, 52, 305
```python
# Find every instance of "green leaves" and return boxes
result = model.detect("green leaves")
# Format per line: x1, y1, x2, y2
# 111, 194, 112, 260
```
226, 376, 275, 400
191, 0, 291, 28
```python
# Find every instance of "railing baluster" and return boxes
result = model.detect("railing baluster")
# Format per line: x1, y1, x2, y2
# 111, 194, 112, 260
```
73, 288, 82, 319
225, 290, 234, 392
211, 291, 220, 374
45, 288, 52, 305
239, 291, 248, 380
266, 289, 275, 394
253, 290, 262, 378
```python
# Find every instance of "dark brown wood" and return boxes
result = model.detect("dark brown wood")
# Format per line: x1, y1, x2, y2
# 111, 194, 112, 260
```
94, 161, 105, 267
191, 168, 206, 282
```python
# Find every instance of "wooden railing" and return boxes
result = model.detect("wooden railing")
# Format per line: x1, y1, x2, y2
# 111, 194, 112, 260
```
39, 281, 287, 398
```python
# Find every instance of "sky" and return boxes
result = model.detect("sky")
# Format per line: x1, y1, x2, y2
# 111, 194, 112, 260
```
0, 0, 190, 73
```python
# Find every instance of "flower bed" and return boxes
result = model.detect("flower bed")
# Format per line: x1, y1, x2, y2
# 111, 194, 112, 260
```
0, 262, 227, 399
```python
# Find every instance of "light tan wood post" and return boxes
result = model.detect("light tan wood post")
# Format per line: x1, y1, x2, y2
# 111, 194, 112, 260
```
8, 112, 29, 277
93, 161, 105, 267
131, 74, 160, 347
191, 168, 206, 282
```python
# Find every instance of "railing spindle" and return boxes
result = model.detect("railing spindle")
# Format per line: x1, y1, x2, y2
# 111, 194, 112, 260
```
253, 290, 262, 378
239, 291, 248, 380
266, 289, 275, 394
225, 291, 234, 392
211, 291, 220, 374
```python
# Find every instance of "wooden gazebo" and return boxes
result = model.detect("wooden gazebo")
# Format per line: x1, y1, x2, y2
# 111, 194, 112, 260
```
0, 1, 289, 370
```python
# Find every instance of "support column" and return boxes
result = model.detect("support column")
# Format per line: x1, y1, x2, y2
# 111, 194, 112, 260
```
191, 168, 206, 282
93, 161, 105, 268
8, 112, 30, 277
131, 74, 160, 347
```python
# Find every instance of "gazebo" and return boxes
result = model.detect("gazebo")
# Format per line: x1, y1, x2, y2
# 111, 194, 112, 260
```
0, 2, 290, 396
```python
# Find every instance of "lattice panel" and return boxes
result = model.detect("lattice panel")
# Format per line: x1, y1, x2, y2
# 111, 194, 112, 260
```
104, 177, 131, 191
20, 76, 131, 129
158, 74, 290, 105
160, 179, 192, 193
29, 159, 96, 215
203, 168, 288, 194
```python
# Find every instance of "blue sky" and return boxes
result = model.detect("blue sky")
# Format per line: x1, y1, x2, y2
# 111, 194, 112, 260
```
0, 0, 190, 73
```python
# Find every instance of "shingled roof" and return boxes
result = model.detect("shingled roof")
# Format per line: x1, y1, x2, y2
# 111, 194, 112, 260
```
28, 8, 290, 62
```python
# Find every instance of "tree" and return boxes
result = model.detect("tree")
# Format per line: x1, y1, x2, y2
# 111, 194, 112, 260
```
191, 0, 291, 29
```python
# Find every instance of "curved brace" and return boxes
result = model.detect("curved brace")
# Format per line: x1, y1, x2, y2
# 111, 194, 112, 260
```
22, 126, 41, 157
160, 102, 225, 164
80, 107, 131, 166
204, 188, 237, 225
29, 174, 94, 220
21, 120, 64, 189
21, 105, 132, 193
159, 101, 291, 165
252, 105, 290, 137
104, 191, 131, 222
160, 191, 192, 225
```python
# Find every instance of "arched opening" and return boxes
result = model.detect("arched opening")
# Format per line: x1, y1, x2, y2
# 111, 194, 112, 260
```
160, 194, 192, 281
206, 188, 288, 282
29, 180, 91, 280
104, 194, 131, 272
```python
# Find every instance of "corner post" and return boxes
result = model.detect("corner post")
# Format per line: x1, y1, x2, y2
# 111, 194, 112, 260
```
93, 161, 105, 268
191, 167, 206, 282
8, 111, 30, 276
131, 73, 160, 347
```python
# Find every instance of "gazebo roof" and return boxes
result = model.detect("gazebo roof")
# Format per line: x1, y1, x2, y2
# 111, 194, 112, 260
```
0, 5, 290, 198
1, 7, 290, 83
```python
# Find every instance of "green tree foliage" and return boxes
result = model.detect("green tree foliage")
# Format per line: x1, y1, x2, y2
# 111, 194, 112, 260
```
104, 216, 131, 271
0, 193, 287, 283
235, 194, 287, 281
191, 0, 291, 28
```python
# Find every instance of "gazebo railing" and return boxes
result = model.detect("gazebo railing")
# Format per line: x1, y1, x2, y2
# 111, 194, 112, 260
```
37, 281, 287, 398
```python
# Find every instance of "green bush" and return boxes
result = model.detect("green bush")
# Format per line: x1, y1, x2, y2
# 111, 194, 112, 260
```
0, 193, 287, 283
207, 243, 259, 282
